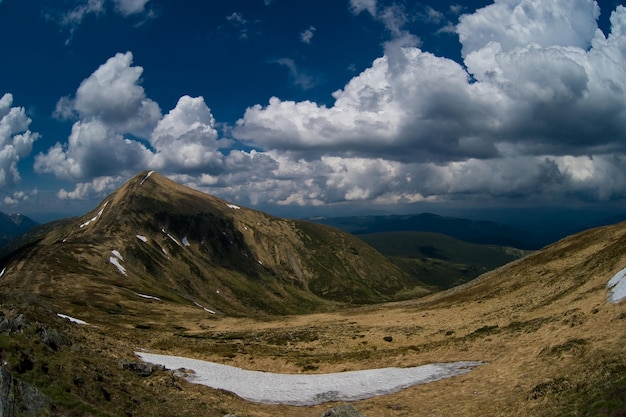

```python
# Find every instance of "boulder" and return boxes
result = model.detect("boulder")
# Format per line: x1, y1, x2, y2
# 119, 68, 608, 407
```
36, 325, 71, 350
0, 314, 30, 334
0, 366, 16, 417
0, 366, 52, 417
16, 379, 52, 416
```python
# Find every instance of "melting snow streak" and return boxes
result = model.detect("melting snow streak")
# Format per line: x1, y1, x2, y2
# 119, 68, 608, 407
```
162, 229, 181, 246
140, 170, 155, 185
136, 293, 161, 301
226, 204, 240, 209
607, 266, 626, 303
136, 235, 148, 243
57, 313, 88, 325
109, 256, 127, 276
136, 352, 481, 406
80, 201, 109, 228
194, 302, 216, 314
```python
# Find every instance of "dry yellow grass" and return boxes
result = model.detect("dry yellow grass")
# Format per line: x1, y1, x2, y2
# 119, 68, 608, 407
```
3, 172, 626, 416
54, 220, 626, 417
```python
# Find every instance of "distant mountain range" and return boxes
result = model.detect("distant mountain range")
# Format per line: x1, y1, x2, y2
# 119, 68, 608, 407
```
0, 212, 38, 247
358, 231, 530, 289
310, 210, 626, 250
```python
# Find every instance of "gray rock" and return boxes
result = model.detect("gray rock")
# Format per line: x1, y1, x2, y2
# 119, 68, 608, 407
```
16, 379, 52, 416
36, 325, 70, 350
320, 404, 364, 417
0, 366, 52, 417
120, 361, 163, 377
10, 315, 30, 333
0, 320, 8, 334
0, 366, 16, 417
0, 314, 30, 334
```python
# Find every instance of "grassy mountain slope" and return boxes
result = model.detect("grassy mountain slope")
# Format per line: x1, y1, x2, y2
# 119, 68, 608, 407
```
358, 231, 530, 289
2, 219, 626, 416
2, 172, 626, 416
0, 171, 426, 319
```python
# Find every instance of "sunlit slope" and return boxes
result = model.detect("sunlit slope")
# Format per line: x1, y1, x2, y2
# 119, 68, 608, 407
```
0, 171, 426, 319
2, 213, 626, 416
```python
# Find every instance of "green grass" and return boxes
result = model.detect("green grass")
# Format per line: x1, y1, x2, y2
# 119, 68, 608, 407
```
357, 231, 529, 289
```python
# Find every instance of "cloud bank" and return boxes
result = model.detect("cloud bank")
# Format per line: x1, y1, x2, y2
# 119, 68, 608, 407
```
33, 0, 626, 211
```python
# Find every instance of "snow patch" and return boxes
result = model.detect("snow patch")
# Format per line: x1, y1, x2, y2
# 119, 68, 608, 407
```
607, 266, 626, 303
136, 293, 161, 301
57, 313, 88, 325
111, 250, 124, 261
0, 267, 5, 278
162, 228, 181, 246
136, 352, 481, 406
109, 256, 127, 276
182, 236, 190, 246
79, 201, 108, 228
194, 302, 216, 314
140, 170, 155, 185
226, 204, 240, 210
136, 235, 148, 243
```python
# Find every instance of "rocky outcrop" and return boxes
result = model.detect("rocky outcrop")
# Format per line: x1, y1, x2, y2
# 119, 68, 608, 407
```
0, 367, 16, 417
0, 366, 52, 417
0, 313, 29, 334
119, 361, 163, 377
320, 404, 364, 417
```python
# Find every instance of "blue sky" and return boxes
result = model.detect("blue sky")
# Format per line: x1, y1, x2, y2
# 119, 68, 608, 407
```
0, 0, 625, 221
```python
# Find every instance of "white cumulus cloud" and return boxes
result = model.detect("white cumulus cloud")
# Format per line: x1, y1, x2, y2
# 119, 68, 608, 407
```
34, 119, 153, 180
349, 0, 377, 17
228, 1, 626, 207
60, 52, 162, 137
457, 0, 600, 57
150, 95, 230, 173
35, 2, 626, 210
0, 93, 39, 189
57, 176, 122, 200
112, 0, 150, 16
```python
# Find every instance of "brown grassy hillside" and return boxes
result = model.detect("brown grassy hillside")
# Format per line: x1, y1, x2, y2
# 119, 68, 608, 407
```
1, 174, 626, 416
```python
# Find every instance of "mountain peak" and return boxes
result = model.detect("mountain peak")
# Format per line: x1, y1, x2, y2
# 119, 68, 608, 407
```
0, 171, 418, 316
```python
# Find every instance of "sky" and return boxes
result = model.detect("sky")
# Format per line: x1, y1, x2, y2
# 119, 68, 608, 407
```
0, 0, 625, 221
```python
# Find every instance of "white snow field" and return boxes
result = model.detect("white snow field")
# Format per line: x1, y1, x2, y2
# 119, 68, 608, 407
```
607, 266, 626, 303
136, 352, 481, 406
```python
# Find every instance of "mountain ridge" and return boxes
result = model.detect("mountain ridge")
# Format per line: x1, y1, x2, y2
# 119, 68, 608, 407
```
0, 211, 38, 247
0, 171, 427, 318
312, 212, 541, 249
